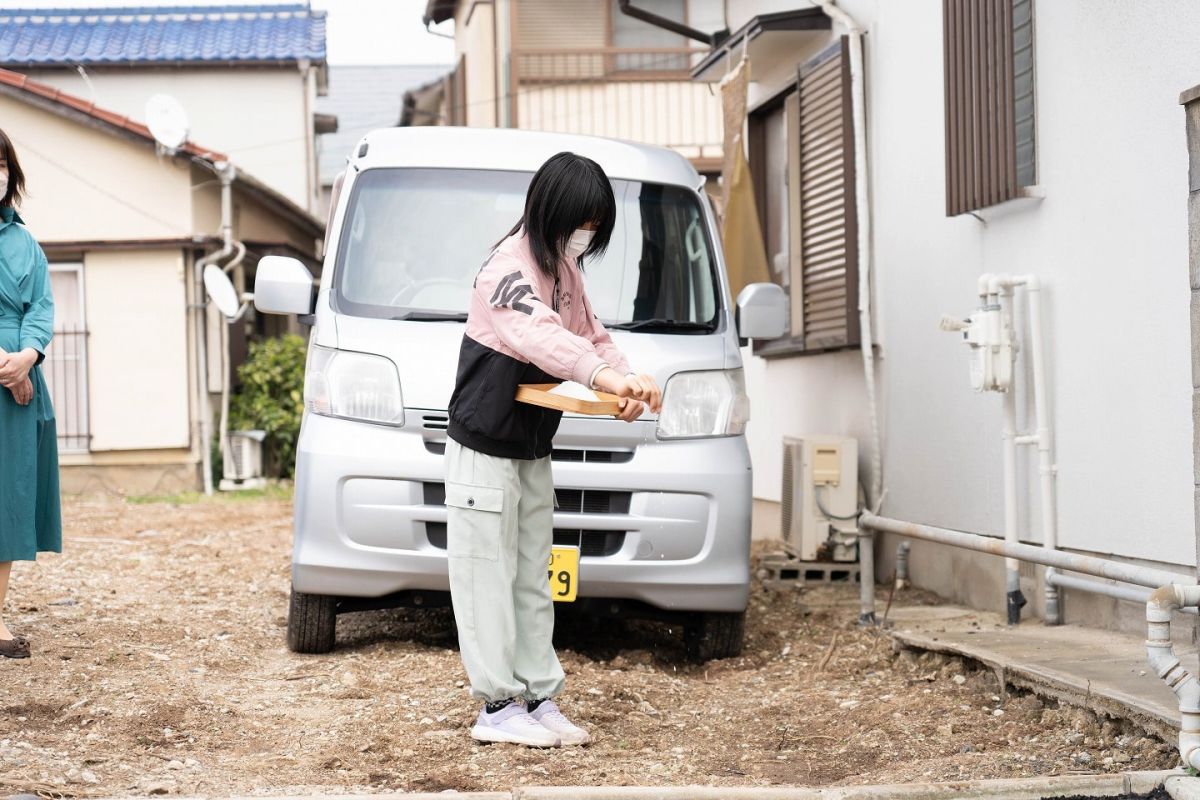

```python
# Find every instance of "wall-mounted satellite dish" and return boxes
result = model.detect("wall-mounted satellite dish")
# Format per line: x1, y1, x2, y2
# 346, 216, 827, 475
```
145, 94, 190, 152
204, 264, 241, 319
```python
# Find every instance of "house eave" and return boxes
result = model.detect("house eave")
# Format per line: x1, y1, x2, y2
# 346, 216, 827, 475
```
690, 8, 832, 81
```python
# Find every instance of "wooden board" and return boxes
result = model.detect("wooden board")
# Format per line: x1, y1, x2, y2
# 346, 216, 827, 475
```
515, 383, 622, 416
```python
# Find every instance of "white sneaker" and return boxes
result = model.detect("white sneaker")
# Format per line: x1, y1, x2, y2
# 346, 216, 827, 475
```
529, 699, 590, 746
471, 702, 561, 748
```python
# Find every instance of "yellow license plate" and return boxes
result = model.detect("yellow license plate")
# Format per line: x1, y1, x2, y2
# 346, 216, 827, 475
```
548, 546, 579, 602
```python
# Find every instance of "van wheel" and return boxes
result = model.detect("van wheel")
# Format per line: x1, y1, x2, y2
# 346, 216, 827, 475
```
684, 611, 745, 663
287, 588, 337, 654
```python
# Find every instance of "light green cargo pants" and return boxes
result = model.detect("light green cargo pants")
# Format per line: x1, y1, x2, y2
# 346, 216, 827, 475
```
445, 439, 566, 704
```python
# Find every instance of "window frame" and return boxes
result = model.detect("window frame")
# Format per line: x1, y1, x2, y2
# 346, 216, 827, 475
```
44, 261, 91, 453
943, 0, 1038, 216
748, 38, 861, 359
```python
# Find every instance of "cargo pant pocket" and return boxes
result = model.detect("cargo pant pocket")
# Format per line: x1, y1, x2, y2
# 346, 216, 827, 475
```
445, 482, 504, 561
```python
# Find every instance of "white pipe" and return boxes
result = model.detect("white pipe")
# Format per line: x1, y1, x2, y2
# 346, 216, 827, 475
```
862, 513, 1192, 589
895, 541, 911, 589
193, 161, 237, 496
1147, 585, 1200, 770
1049, 570, 1196, 614
1024, 276, 1061, 623
858, 531, 876, 625
813, 0, 882, 512
1000, 285, 1022, 622
216, 240, 247, 489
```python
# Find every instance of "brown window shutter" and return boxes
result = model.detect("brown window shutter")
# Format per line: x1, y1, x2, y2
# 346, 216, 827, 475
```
944, 0, 1033, 216
796, 37, 859, 351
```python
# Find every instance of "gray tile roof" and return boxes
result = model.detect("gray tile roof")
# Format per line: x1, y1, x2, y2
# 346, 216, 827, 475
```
0, 4, 326, 66
317, 63, 449, 185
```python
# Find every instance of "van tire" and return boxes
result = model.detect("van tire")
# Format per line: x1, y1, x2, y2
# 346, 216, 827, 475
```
287, 588, 337, 654
684, 610, 745, 663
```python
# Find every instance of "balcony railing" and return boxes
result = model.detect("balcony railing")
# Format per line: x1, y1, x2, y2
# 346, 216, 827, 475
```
511, 47, 722, 160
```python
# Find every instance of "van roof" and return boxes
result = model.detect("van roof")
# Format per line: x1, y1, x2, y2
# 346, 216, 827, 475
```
351, 127, 704, 189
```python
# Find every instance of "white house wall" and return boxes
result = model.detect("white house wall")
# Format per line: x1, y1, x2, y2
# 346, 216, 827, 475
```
25, 68, 314, 211
0, 96, 194, 240
84, 249, 191, 452
735, 0, 1200, 570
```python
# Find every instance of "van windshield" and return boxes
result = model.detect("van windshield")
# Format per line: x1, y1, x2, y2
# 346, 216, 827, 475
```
332, 168, 720, 330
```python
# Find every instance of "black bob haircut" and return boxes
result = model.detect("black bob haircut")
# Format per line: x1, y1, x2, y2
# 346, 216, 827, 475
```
0, 128, 25, 209
502, 151, 616, 279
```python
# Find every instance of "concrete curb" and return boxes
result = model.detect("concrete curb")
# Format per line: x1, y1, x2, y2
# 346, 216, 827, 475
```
512, 769, 1178, 799
1166, 774, 1200, 800
37, 770, 1175, 800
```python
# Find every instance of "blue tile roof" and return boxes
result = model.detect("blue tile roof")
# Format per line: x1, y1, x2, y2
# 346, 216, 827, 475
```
0, 4, 326, 66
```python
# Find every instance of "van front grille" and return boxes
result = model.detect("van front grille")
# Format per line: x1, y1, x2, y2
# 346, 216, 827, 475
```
422, 481, 628, 557
422, 483, 630, 515
424, 523, 624, 558
423, 440, 633, 463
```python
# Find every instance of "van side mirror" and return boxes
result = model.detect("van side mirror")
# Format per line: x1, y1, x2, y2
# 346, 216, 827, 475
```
254, 256, 315, 316
736, 282, 787, 340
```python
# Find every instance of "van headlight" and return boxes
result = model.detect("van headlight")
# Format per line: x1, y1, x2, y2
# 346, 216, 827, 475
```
655, 369, 749, 439
304, 345, 404, 427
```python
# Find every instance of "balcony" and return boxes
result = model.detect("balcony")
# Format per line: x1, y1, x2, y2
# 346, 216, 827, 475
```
510, 47, 722, 168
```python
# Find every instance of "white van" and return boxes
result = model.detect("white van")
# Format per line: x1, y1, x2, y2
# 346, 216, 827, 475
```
254, 127, 786, 662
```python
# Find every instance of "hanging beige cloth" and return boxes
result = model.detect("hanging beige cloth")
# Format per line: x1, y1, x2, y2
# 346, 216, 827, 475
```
719, 58, 770, 301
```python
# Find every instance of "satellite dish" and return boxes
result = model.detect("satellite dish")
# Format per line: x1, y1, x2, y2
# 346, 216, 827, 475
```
204, 264, 241, 319
145, 94, 190, 151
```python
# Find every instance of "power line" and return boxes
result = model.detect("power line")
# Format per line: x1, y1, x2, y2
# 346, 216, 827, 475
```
11, 134, 187, 234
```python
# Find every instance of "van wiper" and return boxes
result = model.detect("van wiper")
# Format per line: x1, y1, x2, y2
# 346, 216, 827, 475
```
606, 318, 716, 333
391, 311, 468, 322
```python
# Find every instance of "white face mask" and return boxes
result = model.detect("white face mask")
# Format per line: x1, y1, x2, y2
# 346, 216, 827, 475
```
564, 228, 595, 260
0, 171, 8, 202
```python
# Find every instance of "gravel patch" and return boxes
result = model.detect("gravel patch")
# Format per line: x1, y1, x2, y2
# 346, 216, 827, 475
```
0, 493, 1179, 796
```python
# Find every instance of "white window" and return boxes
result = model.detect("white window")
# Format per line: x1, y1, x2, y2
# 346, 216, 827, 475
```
44, 263, 90, 453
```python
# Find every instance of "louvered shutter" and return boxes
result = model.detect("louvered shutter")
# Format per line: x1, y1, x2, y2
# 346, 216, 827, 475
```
796, 38, 859, 351
944, 0, 1036, 216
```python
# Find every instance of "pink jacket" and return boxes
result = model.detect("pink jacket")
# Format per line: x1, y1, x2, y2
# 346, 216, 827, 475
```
467, 231, 631, 385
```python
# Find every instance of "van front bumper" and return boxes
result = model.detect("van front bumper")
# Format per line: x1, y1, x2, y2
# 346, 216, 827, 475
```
290, 412, 753, 613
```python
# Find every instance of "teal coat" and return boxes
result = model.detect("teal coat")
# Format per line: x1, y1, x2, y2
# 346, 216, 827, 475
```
0, 206, 61, 562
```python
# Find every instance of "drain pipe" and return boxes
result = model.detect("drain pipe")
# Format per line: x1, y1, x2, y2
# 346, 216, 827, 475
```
814, 0, 883, 514
1147, 585, 1200, 769
895, 541, 911, 590
978, 274, 1025, 623
1024, 276, 1062, 624
815, 0, 884, 625
216, 239, 247, 490
193, 160, 237, 495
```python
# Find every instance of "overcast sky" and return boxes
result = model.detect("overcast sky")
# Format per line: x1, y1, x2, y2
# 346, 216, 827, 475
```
0, 0, 457, 65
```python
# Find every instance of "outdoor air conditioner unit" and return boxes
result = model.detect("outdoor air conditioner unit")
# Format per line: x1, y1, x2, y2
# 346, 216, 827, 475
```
220, 429, 267, 491
781, 436, 859, 562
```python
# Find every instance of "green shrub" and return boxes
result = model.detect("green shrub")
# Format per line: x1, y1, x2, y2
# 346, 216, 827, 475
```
230, 333, 308, 478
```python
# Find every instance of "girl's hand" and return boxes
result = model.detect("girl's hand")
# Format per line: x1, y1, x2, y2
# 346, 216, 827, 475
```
625, 373, 662, 413
616, 397, 644, 423
10, 377, 32, 406
0, 348, 36, 389
594, 368, 663, 413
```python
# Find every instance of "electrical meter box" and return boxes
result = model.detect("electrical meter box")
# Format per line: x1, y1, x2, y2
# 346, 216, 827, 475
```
781, 436, 860, 562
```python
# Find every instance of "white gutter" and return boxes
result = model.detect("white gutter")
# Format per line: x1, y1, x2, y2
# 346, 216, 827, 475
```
193, 160, 239, 495
812, 0, 883, 512
1147, 585, 1200, 770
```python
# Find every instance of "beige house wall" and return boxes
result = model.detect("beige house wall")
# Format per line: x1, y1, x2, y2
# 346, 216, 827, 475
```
517, 80, 721, 155
25, 67, 317, 212
0, 96, 193, 240
83, 249, 192, 452
457, 1, 498, 128
516, 0, 607, 50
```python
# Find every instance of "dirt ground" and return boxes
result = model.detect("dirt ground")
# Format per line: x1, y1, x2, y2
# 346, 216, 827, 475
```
0, 493, 1180, 796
